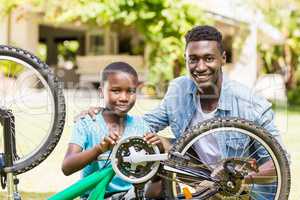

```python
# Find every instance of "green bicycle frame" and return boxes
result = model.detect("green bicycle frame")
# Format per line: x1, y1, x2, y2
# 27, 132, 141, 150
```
48, 167, 115, 200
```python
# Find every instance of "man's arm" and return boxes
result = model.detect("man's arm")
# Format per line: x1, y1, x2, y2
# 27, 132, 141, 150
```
245, 102, 290, 184
244, 159, 276, 184
143, 83, 175, 134
143, 99, 170, 133
256, 105, 289, 159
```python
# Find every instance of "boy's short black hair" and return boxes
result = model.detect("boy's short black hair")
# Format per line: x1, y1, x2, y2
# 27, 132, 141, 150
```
185, 25, 224, 53
101, 62, 138, 82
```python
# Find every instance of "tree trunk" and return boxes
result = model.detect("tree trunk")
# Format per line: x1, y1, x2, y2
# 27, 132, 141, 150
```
173, 59, 181, 78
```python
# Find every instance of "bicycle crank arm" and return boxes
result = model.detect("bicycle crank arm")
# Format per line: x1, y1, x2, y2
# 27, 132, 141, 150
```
123, 152, 169, 164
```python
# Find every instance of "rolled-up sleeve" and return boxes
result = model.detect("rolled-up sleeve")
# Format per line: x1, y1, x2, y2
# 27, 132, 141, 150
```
143, 84, 174, 133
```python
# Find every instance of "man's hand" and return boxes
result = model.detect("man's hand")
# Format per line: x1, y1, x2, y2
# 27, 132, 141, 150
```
73, 107, 101, 122
144, 133, 161, 145
97, 131, 120, 153
144, 133, 165, 152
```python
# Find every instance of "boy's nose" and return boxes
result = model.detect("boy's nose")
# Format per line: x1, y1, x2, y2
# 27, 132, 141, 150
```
119, 92, 129, 101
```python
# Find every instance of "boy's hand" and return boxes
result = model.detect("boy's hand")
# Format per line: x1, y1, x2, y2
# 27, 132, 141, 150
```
97, 131, 120, 153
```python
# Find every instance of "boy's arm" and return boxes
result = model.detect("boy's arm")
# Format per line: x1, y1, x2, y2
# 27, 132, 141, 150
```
62, 143, 103, 176
62, 125, 120, 176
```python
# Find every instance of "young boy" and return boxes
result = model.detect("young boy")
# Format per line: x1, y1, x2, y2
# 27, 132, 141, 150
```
62, 62, 161, 199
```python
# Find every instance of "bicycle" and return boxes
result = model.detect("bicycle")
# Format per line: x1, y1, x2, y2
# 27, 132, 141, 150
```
0, 45, 290, 200
0, 45, 66, 200
51, 118, 290, 200
113, 117, 290, 200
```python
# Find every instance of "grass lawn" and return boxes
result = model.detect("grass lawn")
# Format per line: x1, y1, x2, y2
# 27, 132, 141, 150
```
0, 96, 299, 199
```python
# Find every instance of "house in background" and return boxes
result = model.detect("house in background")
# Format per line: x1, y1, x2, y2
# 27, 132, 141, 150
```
0, 0, 286, 101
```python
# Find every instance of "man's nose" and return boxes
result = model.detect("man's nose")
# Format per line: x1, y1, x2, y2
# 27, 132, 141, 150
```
196, 59, 207, 71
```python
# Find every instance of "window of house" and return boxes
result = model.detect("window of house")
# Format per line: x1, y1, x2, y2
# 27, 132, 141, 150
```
86, 31, 105, 55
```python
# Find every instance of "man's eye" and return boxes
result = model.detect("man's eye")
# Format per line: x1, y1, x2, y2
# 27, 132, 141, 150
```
206, 56, 214, 62
188, 58, 198, 64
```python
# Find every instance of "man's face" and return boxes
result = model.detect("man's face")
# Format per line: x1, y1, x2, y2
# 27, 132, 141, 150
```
102, 72, 138, 116
185, 40, 226, 92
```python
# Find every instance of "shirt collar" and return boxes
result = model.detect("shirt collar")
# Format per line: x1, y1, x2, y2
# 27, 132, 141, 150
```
218, 74, 232, 111
188, 74, 233, 111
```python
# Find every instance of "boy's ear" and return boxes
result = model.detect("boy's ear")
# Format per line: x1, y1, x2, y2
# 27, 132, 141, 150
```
98, 85, 104, 98
137, 81, 144, 89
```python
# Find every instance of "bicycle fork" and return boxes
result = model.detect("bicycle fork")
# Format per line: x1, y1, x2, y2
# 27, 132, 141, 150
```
0, 108, 21, 200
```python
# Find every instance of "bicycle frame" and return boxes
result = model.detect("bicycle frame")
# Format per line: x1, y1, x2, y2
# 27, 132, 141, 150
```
119, 148, 219, 199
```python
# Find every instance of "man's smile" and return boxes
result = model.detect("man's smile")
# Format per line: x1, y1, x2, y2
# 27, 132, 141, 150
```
192, 72, 213, 82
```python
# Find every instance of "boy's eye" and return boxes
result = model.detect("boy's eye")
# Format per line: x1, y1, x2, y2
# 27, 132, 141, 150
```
111, 89, 120, 93
128, 88, 136, 94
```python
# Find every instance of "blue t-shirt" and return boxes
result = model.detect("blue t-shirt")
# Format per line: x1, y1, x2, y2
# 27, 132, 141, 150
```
70, 112, 150, 194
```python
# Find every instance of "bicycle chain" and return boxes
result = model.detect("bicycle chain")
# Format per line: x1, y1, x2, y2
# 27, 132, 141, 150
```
156, 152, 213, 186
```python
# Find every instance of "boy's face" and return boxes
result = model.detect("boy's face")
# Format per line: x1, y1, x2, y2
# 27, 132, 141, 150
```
101, 72, 138, 116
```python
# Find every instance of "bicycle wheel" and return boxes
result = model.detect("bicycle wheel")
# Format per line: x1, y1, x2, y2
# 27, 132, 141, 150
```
163, 117, 290, 200
0, 45, 65, 174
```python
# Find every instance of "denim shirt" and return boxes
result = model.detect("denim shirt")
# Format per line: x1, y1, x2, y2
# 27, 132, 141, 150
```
143, 75, 287, 200
143, 75, 286, 157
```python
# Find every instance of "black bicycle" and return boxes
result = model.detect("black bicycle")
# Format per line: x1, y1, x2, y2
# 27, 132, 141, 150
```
0, 45, 65, 199
110, 118, 290, 200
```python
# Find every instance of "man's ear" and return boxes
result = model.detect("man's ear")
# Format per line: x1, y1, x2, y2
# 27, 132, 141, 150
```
221, 51, 226, 65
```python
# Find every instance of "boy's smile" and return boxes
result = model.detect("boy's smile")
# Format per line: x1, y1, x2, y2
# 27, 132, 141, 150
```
101, 72, 138, 116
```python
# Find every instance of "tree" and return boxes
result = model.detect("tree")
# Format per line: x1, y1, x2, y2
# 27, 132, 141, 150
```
1, 0, 211, 95
252, 0, 300, 90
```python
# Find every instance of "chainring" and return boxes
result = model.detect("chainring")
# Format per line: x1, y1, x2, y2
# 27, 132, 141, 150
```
111, 136, 161, 184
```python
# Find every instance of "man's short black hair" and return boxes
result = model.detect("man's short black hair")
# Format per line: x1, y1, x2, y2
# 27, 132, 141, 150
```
101, 61, 138, 82
185, 25, 224, 53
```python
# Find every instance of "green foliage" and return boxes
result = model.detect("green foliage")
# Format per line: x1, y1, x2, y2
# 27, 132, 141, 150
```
1, 0, 211, 93
0, 0, 19, 16
252, 0, 300, 104
288, 70, 300, 105
254, 2, 300, 74
0, 60, 23, 77
37, 43, 47, 62
57, 40, 80, 61
288, 87, 300, 106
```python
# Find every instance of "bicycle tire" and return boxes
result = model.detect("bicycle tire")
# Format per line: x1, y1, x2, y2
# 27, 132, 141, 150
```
0, 45, 65, 174
163, 117, 290, 200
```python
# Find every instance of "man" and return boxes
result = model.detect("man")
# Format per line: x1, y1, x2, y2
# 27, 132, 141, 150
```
81, 25, 288, 199
142, 25, 287, 199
